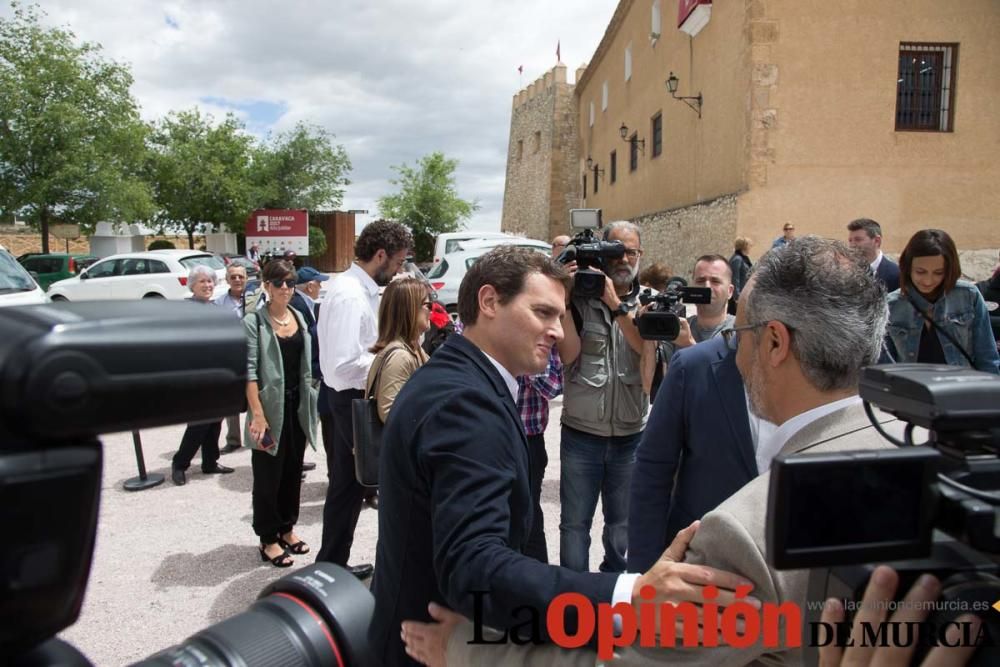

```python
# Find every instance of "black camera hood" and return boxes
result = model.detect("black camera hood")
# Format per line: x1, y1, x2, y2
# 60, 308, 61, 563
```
0, 301, 247, 441
859, 364, 1000, 432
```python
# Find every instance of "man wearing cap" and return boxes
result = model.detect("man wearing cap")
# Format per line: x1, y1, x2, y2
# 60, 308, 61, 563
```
290, 267, 329, 475
771, 223, 796, 249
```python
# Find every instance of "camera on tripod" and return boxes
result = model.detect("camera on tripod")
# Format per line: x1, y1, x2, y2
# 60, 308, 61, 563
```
0, 302, 375, 666
556, 209, 626, 299
766, 364, 1000, 665
635, 278, 712, 341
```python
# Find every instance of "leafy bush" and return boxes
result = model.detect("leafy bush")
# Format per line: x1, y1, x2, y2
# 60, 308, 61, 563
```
147, 239, 176, 250
308, 226, 327, 257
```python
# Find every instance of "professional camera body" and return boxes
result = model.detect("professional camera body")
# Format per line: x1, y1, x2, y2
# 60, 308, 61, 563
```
0, 302, 374, 666
556, 209, 626, 299
635, 278, 712, 341
767, 364, 1000, 665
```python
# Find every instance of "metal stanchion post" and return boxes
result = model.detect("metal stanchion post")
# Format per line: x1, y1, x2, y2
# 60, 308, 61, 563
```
123, 430, 164, 491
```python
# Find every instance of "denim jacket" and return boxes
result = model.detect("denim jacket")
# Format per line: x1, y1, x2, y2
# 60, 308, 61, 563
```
884, 281, 1000, 374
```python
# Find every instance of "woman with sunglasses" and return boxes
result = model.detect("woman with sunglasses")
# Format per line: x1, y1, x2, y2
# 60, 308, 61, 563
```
366, 277, 432, 426
245, 260, 320, 567
885, 229, 999, 374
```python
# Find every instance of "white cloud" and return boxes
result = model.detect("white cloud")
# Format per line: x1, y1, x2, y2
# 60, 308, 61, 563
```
7, 0, 618, 233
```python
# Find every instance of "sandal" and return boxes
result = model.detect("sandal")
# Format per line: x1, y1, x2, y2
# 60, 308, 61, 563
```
279, 537, 310, 555
259, 544, 293, 567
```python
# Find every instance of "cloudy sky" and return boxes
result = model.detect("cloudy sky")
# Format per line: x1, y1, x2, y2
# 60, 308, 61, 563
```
9, 0, 620, 232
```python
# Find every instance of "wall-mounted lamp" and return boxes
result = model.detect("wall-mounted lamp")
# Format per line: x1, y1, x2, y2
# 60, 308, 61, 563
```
666, 72, 703, 118
585, 155, 605, 180
618, 123, 645, 153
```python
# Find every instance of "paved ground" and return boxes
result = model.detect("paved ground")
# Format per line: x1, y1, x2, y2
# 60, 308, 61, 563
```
59, 398, 610, 665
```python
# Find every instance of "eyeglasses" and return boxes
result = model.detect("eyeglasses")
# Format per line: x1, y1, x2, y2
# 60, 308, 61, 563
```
623, 248, 643, 259
722, 321, 795, 351
268, 278, 296, 289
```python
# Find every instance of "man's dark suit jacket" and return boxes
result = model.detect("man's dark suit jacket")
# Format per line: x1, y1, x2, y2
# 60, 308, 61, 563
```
289, 291, 321, 379
627, 335, 756, 572
877, 257, 901, 293
369, 334, 618, 666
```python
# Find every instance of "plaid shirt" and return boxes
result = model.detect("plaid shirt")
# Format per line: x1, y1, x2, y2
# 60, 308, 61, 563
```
517, 347, 563, 436
454, 319, 562, 436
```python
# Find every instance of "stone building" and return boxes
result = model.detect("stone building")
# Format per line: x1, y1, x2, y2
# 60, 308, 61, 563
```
504, 0, 1000, 276
500, 64, 581, 242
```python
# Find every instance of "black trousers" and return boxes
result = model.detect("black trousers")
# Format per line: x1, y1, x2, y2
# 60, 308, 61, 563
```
524, 433, 550, 563
316, 387, 365, 565
252, 394, 306, 543
172, 420, 222, 471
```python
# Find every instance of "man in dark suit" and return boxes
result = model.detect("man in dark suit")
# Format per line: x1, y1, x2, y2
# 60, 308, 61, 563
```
627, 334, 759, 572
289, 266, 327, 475
848, 217, 900, 293
371, 247, 751, 666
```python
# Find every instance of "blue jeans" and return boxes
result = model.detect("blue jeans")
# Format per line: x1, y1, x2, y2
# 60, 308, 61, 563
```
559, 425, 640, 573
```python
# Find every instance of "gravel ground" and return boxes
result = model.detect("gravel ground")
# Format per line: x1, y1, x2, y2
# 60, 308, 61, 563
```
59, 397, 610, 665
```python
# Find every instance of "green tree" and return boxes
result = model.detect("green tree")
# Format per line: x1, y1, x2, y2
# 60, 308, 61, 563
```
146, 108, 255, 249
0, 2, 153, 252
252, 122, 351, 210
377, 152, 479, 261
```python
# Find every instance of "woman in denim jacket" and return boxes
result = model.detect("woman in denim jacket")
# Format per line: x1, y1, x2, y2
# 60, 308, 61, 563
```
885, 229, 999, 374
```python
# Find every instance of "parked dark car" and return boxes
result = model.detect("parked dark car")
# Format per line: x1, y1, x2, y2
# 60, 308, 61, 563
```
17, 253, 99, 291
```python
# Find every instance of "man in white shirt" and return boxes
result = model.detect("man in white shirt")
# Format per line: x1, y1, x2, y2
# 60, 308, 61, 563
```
401, 236, 901, 666
315, 220, 413, 578
847, 217, 900, 293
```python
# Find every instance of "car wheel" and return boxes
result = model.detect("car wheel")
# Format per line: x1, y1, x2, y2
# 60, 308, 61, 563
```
143, 293, 165, 299
49, 294, 68, 302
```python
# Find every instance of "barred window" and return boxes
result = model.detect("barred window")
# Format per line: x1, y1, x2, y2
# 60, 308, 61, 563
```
629, 134, 639, 172
593, 165, 599, 194
651, 112, 663, 158
896, 43, 957, 132
610, 150, 617, 184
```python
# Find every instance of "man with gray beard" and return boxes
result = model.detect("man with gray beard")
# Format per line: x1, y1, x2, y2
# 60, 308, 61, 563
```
556, 220, 649, 573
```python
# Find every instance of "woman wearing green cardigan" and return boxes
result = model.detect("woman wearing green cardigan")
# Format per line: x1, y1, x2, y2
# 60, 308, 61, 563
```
245, 260, 319, 567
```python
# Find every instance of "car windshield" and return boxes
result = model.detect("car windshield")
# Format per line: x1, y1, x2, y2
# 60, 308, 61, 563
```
425, 259, 448, 279
0, 251, 37, 293
179, 254, 226, 271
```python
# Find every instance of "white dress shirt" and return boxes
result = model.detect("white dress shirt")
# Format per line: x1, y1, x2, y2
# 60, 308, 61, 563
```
754, 394, 862, 474
745, 388, 778, 468
479, 349, 520, 403
318, 263, 379, 391
870, 250, 884, 275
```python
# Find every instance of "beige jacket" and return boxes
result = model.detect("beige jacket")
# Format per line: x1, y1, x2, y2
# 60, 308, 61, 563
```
445, 403, 902, 666
365, 340, 428, 423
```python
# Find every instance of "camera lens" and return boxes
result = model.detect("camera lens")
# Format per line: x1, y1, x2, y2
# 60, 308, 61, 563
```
138, 564, 374, 667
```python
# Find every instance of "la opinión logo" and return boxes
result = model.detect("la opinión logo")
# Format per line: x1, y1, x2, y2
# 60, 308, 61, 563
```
467, 588, 992, 659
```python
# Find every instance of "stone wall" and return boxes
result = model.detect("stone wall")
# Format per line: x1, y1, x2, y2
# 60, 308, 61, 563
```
0, 226, 202, 257
632, 194, 740, 278
501, 65, 579, 242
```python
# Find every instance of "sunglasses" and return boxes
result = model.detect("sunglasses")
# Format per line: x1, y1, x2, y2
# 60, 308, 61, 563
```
268, 278, 296, 289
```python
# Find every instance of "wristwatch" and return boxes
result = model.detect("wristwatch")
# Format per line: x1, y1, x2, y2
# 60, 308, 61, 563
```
612, 302, 631, 318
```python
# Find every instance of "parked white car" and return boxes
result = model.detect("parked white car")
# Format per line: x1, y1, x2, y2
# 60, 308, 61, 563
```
0, 246, 47, 307
432, 232, 512, 265
426, 243, 551, 316
454, 237, 551, 254
48, 250, 228, 302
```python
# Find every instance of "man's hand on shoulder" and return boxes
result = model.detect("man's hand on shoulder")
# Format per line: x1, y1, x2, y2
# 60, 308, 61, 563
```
632, 521, 760, 640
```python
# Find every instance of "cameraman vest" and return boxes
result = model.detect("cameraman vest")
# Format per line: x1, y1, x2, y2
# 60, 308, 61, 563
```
562, 296, 648, 437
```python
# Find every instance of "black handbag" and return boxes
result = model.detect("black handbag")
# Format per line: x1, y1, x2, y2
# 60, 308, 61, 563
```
351, 349, 395, 488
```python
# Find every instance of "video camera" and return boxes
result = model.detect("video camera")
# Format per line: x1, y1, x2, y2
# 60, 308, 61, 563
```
767, 364, 1000, 665
0, 301, 375, 666
635, 277, 712, 341
556, 209, 626, 299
